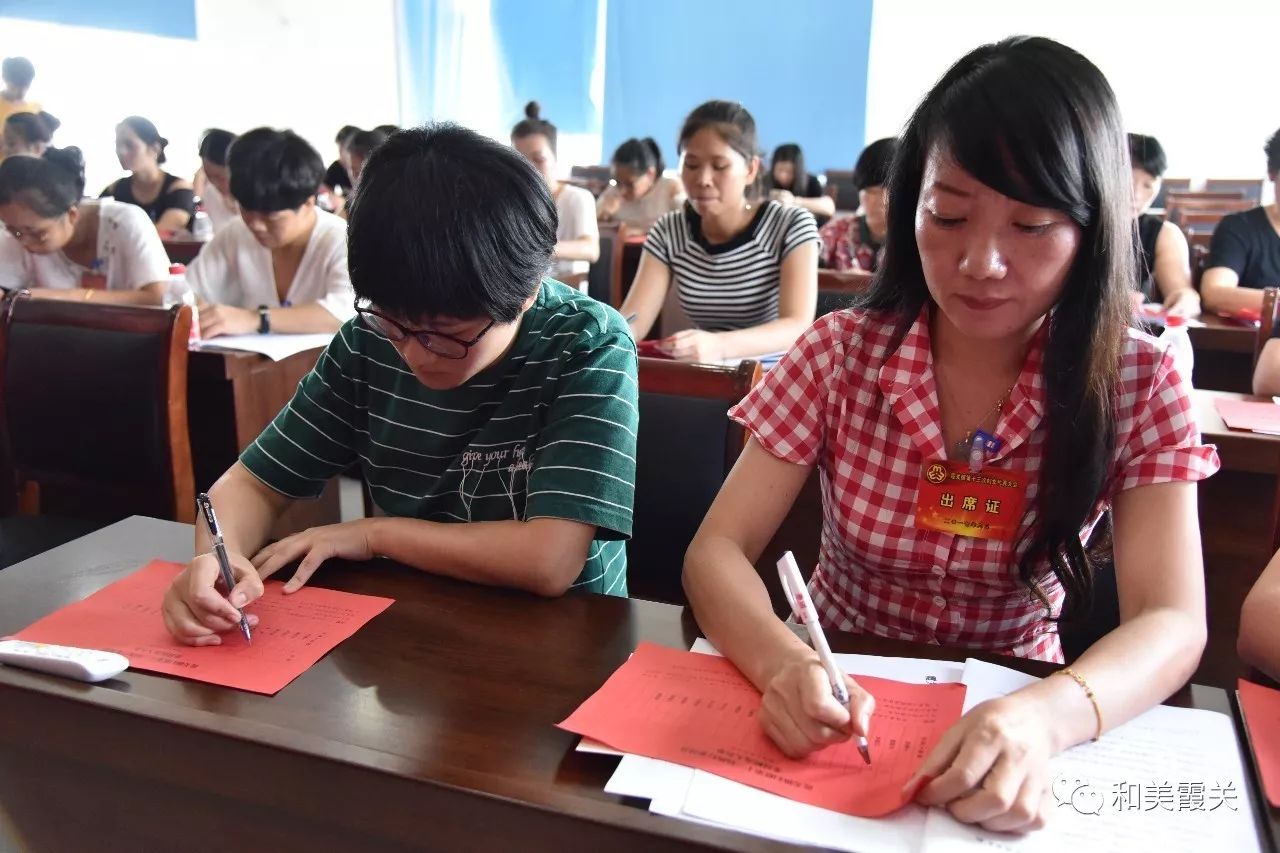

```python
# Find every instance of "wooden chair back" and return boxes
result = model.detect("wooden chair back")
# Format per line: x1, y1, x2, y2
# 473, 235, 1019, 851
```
1178, 210, 1233, 234
0, 295, 195, 524
1188, 233, 1213, 289
629, 358, 762, 605
1258, 287, 1280, 364
824, 169, 858, 212
568, 165, 611, 198
1203, 178, 1264, 204
817, 269, 874, 316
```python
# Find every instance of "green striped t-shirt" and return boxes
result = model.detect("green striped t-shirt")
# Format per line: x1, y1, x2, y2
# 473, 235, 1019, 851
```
240, 279, 638, 595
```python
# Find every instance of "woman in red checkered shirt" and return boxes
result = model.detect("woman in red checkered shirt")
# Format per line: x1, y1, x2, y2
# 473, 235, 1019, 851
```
685, 36, 1218, 834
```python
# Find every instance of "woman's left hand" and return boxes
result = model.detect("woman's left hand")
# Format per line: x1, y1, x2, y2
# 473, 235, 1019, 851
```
252, 519, 377, 593
904, 694, 1055, 834
660, 329, 724, 363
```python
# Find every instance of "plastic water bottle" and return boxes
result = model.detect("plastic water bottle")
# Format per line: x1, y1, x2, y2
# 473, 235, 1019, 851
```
1159, 315, 1194, 389
191, 206, 213, 241
163, 263, 201, 344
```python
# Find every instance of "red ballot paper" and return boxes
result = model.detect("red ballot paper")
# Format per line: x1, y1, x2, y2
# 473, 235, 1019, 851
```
1238, 678, 1280, 807
12, 560, 393, 695
1213, 399, 1280, 433
559, 642, 966, 817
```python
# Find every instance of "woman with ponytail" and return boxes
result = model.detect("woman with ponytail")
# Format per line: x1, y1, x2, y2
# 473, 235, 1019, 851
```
102, 115, 195, 233
511, 101, 598, 284
684, 37, 1216, 833
3, 110, 58, 158
0, 146, 168, 302
596, 136, 684, 226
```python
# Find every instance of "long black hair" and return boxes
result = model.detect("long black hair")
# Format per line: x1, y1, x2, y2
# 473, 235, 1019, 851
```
860, 36, 1133, 618
119, 115, 169, 164
768, 143, 806, 193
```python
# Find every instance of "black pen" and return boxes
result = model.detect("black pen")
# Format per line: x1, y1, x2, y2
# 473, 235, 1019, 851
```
196, 492, 252, 644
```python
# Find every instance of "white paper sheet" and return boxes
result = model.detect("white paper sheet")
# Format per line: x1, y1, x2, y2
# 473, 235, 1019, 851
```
921, 660, 1262, 853
193, 332, 335, 361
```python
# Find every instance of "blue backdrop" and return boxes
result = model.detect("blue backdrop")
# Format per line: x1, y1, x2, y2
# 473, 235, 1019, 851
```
601, 0, 872, 172
0, 0, 197, 38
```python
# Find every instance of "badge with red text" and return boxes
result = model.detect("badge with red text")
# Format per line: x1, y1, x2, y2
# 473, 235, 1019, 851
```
914, 460, 1028, 541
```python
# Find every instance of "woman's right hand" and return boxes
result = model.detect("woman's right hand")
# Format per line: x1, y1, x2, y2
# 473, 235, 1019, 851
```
760, 650, 875, 758
161, 551, 262, 646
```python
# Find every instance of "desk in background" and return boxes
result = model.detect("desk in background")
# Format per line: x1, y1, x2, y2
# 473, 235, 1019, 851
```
161, 238, 206, 266
187, 347, 339, 538
0, 517, 1272, 852
1196, 389, 1280, 690
1189, 315, 1254, 393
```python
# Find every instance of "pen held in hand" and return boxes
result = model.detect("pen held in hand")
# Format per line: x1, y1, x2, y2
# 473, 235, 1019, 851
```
196, 492, 253, 645
777, 550, 871, 765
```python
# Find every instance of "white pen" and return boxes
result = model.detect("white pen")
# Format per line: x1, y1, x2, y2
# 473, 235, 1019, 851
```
776, 551, 871, 764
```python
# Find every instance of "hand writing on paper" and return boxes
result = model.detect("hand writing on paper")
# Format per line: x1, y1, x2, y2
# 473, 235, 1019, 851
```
162, 551, 261, 646
905, 694, 1054, 834
251, 520, 376, 594
198, 302, 258, 338
760, 652, 875, 758
660, 329, 724, 363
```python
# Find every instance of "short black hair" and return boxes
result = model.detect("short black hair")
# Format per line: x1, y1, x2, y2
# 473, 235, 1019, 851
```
373, 124, 400, 136
336, 124, 361, 145
0, 146, 86, 217
119, 115, 169, 164
2, 57, 34, 88
1266, 128, 1280, 176
851, 137, 898, 191
511, 101, 557, 154
347, 122, 556, 323
198, 128, 237, 166
348, 128, 389, 161
227, 127, 325, 213
1128, 133, 1167, 178
5, 110, 59, 145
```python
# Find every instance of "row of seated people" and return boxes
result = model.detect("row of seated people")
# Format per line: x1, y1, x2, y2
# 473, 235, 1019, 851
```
131, 36, 1272, 837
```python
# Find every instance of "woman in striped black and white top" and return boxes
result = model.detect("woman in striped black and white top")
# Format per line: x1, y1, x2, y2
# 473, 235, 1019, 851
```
620, 101, 819, 363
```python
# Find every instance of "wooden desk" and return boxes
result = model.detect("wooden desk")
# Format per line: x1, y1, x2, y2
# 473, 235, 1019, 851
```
0, 517, 1272, 852
161, 238, 206, 265
187, 347, 340, 537
1196, 390, 1280, 690
1189, 315, 1255, 393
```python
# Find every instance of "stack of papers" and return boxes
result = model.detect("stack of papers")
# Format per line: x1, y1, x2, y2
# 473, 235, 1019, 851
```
1213, 398, 1280, 435
575, 640, 1260, 852
193, 332, 336, 361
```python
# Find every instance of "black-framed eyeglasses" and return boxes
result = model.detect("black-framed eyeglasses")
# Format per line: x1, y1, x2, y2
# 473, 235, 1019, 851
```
354, 299, 495, 360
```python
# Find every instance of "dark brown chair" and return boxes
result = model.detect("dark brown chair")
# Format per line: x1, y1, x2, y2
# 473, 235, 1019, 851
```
1204, 178, 1264, 204
817, 268, 874, 316
1188, 233, 1213, 289
1178, 210, 1233, 234
1256, 287, 1280, 365
161, 239, 204, 265
0, 295, 196, 530
824, 169, 857, 212
568, 164, 611, 198
628, 358, 762, 605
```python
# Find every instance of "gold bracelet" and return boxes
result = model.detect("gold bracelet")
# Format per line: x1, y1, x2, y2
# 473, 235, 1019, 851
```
1059, 666, 1103, 741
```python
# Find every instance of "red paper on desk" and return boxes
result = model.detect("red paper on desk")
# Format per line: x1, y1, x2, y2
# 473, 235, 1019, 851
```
12, 559, 393, 695
1214, 399, 1280, 433
558, 642, 966, 817
1238, 678, 1280, 807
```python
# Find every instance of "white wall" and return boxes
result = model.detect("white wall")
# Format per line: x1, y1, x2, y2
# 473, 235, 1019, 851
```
866, 1, 1276, 196
0, 0, 401, 193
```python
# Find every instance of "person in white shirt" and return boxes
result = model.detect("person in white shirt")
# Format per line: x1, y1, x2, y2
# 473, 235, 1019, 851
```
187, 127, 355, 338
510, 101, 598, 284
0, 146, 167, 303
192, 128, 238, 234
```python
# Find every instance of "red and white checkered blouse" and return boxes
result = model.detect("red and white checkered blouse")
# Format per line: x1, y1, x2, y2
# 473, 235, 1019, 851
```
729, 307, 1220, 662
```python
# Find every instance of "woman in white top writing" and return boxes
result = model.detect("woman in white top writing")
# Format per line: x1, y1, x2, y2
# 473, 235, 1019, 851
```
186, 127, 355, 338
0, 146, 168, 303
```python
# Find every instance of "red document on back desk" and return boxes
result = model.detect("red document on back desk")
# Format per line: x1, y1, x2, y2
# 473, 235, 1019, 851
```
559, 642, 966, 817
13, 559, 393, 695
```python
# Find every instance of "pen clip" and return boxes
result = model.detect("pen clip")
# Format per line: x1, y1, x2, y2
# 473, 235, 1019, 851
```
776, 552, 809, 625
195, 492, 221, 540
